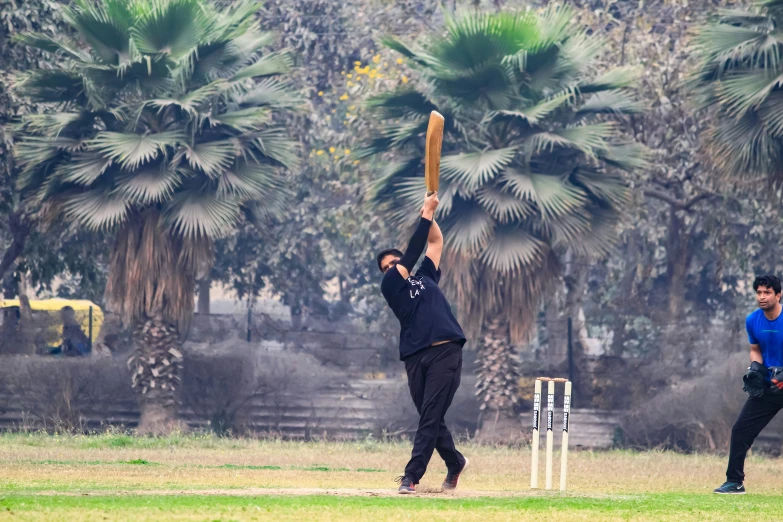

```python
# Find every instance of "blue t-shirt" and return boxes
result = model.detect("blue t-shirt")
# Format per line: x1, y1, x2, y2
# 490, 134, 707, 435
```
381, 256, 466, 360
746, 309, 783, 375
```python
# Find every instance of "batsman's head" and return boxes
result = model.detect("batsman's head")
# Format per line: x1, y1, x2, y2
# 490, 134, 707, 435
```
377, 248, 403, 274
753, 274, 782, 311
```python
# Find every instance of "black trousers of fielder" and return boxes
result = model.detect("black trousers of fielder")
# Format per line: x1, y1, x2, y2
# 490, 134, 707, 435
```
726, 392, 783, 483
403, 342, 465, 483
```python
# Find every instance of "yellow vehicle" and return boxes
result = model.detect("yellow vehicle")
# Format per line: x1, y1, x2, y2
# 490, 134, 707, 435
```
0, 298, 103, 347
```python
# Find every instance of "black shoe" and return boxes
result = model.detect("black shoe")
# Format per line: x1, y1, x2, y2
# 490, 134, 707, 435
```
713, 481, 746, 494
442, 457, 469, 491
395, 475, 416, 494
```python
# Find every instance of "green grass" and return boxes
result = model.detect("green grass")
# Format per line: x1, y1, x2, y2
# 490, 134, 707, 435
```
1, 432, 782, 520
1, 493, 781, 521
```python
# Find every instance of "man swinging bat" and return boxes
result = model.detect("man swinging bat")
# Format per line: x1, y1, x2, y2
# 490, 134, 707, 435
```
375, 111, 468, 494
714, 274, 783, 494
376, 191, 469, 494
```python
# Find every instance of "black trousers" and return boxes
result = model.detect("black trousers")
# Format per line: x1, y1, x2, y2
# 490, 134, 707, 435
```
726, 392, 783, 483
403, 342, 465, 483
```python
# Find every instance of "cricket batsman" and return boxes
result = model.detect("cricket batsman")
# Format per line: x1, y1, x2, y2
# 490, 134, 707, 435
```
714, 274, 783, 494
376, 191, 469, 494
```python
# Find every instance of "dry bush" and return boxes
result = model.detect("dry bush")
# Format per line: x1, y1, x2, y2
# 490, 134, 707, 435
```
254, 351, 345, 434
182, 350, 259, 435
368, 373, 480, 440
182, 340, 345, 436
620, 352, 783, 452
2, 356, 133, 431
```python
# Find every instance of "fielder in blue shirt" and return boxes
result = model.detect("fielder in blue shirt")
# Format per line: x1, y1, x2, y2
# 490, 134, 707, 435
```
714, 275, 783, 494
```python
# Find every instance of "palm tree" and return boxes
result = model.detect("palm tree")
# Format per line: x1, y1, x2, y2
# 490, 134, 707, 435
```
691, 0, 783, 184
12, 0, 298, 433
365, 6, 646, 407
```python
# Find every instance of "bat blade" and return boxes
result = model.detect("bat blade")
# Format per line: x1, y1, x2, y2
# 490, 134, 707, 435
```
425, 111, 444, 195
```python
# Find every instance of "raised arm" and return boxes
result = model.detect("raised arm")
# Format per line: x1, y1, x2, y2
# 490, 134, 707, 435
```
425, 220, 443, 270
393, 192, 439, 279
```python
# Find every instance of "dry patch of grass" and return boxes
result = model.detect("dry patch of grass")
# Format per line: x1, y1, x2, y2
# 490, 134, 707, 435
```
1, 433, 782, 521
1, 433, 782, 495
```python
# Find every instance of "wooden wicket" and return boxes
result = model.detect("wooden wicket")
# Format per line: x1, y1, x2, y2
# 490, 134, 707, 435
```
530, 377, 572, 492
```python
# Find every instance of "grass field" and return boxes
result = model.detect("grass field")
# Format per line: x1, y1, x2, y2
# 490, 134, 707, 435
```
0, 432, 781, 521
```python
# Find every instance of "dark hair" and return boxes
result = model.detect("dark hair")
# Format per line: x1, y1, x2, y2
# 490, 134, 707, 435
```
376, 248, 403, 273
753, 275, 782, 294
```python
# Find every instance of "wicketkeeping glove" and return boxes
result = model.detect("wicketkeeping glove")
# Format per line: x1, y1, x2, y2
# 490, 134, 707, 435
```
743, 361, 768, 398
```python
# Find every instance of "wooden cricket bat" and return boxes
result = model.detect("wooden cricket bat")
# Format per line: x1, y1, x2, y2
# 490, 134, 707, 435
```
425, 111, 444, 196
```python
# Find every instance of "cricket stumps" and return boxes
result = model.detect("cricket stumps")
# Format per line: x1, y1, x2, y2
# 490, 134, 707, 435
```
530, 377, 572, 492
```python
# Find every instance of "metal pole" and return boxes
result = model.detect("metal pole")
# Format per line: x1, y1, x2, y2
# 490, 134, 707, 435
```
88, 306, 93, 350
567, 317, 574, 384
246, 306, 251, 342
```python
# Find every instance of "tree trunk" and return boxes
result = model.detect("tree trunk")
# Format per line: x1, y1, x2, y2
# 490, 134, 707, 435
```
16, 271, 36, 354
610, 232, 639, 357
197, 279, 210, 315
543, 286, 567, 367
666, 210, 691, 320
0, 210, 30, 285
129, 317, 184, 435
475, 318, 520, 413
564, 260, 591, 407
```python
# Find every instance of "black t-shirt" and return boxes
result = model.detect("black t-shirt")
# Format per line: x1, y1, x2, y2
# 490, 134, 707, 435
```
381, 256, 466, 360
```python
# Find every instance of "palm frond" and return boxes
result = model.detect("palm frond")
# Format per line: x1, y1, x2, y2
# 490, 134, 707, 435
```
164, 190, 241, 238
12, 70, 85, 104
206, 107, 271, 132
116, 165, 182, 204
444, 205, 494, 254
217, 162, 286, 200
238, 78, 303, 108
91, 131, 184, 170
599, 143, 650, 171
488, 91, 572, 126
365, 89, 437, 119
480, 227, 547, 274
130, 0, 209, 61
252, 129, 299, 169
380, 36, 430, 66
229, 51, 293, 82
475, 184, 536, 223
62, 0, 131, 63
440, 148, 518, 191
146, 79, 228, 115
572, 168, 630, 209
370, 157, 421, 201
64, 187, 130, 230
580, 66, 642, 93
715, 70, 781, 118
17, 113, 88, 137
499, 169, 587, 219
58, 153, 114, 185
530, 122, 615, 156
12, 32, 91, 62
576, 90, 646, 116
184, 140, 236, 178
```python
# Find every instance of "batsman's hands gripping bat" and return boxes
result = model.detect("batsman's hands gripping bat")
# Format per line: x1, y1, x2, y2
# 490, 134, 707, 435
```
420, 191, 439, 220
425, 111, 444, 197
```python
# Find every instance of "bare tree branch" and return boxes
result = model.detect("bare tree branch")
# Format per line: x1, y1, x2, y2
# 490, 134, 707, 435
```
643, 189, 714, 211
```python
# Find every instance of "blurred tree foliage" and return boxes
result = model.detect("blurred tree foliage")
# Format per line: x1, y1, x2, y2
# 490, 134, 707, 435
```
0, 0, 109, 303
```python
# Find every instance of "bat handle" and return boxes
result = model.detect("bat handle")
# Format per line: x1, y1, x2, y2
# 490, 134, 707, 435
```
426, 191, 435, 196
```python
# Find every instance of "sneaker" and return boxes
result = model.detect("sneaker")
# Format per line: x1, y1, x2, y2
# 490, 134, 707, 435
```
442, 457, 469, 491
395, 475, 416, 494
713, 481, 746, 494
